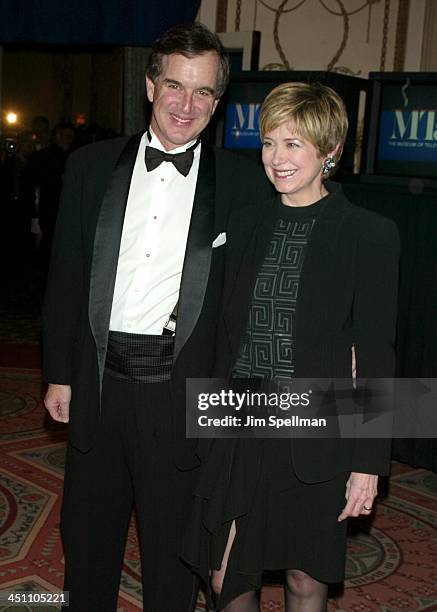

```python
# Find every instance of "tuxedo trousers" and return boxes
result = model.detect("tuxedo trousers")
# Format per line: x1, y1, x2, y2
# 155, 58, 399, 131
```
61, 372, 198, 611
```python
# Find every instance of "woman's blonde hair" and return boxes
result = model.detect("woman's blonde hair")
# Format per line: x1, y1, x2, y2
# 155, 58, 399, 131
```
259, 81, 348, 163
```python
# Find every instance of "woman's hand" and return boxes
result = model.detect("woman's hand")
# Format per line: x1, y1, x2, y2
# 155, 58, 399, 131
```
338, 472, 378, 521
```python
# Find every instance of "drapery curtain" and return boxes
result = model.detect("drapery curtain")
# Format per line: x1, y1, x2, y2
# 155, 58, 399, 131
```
0, 1, 201, 45
343, 179, 437, 473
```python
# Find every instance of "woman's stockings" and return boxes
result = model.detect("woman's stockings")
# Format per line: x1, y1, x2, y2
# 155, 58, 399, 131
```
285, 569, 328, 612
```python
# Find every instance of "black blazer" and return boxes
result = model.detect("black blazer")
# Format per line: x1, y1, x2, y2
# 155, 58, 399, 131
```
42, 133, 272, 467
212, 183, 400, 482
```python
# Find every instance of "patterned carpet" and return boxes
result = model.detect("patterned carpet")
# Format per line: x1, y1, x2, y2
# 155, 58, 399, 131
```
0, 367, 436, 611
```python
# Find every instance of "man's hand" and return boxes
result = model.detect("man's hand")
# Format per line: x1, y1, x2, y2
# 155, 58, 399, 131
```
338, 472, 378, 521
44, 384, 71, 423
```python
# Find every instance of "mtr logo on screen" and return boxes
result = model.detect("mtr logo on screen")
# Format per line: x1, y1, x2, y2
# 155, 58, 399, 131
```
224, 103, 262, 149
379, 109, 437, 161
390, 110, 437, 141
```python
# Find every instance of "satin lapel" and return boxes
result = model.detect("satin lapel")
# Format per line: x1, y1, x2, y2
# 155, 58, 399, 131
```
173, 142, 216, 361
89, 132, 143, 387
224, 197, 279, 358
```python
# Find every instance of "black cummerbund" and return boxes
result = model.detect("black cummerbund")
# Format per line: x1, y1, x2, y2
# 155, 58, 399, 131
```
105, 330, 174, 383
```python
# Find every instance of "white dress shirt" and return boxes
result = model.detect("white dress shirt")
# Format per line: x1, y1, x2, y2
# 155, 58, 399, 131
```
109, 129, 201, 334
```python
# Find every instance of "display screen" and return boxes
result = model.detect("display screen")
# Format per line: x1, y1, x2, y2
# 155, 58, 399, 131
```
376, 83, 437, 178
224, 102, 262, 149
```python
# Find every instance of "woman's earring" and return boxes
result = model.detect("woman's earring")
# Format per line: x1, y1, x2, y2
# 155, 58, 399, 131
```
322, 156, 336, 176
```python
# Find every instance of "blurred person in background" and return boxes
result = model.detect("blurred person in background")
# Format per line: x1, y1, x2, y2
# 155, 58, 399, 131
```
0, 130, 36, 280
31, 115, 50, 151
30, 122, 76, 281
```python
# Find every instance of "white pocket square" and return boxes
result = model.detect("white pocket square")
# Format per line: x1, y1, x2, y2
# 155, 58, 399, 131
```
212, 232, 226, 248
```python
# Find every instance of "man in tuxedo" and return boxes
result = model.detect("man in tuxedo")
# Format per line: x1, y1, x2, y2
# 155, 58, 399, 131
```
43, 22, 271, 612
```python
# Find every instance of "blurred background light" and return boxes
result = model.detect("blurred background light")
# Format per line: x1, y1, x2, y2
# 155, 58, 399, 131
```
6, 112, 18, 125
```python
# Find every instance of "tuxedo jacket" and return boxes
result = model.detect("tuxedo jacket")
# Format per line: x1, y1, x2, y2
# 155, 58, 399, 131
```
42, 132, 272, 467
211, 183, 400, 482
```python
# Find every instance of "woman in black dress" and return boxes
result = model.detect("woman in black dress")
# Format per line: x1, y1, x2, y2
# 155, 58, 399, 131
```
182, 82, 399, 611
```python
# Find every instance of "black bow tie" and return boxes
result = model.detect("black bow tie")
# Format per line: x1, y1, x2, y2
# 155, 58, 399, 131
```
145, 136, 200, 177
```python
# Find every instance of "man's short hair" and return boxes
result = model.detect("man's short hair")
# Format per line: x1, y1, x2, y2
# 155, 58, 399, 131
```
259, 81, 349, 163
146, 22, 230, 99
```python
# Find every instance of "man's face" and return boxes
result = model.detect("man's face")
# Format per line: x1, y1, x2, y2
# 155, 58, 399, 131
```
146, 52, 220, 151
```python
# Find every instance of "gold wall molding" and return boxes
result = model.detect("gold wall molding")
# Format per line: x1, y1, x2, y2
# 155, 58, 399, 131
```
230, 0, 395, 73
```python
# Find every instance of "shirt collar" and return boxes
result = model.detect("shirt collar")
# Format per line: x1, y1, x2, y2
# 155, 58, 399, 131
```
147, 127, 199, 154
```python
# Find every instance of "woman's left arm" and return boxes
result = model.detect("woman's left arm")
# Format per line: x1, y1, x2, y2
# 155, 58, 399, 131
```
338, 214, 400, 522
350, 214, 401, 475
353, 215, 400, 378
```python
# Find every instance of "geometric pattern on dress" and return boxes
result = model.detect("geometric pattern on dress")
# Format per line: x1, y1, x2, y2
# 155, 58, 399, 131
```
234, 217, 315, 380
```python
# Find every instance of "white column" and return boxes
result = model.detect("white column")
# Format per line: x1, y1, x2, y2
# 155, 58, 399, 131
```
421, 0, 437, 70
404, 0, 426, 70
197, 0, 218, 30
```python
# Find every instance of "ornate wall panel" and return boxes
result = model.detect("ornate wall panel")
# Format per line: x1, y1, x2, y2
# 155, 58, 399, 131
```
209, 0, 413, 76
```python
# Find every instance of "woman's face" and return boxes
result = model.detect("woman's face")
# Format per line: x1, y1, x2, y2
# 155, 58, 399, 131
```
262, 122, 327, 206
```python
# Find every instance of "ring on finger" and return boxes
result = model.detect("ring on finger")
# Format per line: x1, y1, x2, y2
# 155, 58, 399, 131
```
363, 505, 372, 511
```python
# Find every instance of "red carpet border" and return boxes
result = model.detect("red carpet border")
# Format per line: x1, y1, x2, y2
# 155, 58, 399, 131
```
0, 367, 436, 611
